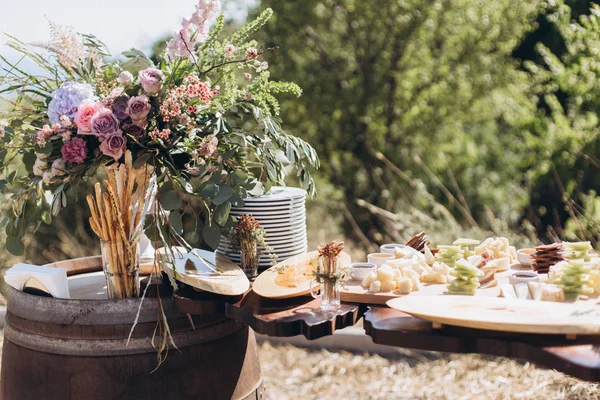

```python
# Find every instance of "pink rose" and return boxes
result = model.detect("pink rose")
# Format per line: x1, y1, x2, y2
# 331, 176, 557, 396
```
91, 109, 120, 137
126, 95, 151, 126
74, 100, 102, 134
100, 132, 127, 161
61, 137, 88, 164
139, 67, 164, 94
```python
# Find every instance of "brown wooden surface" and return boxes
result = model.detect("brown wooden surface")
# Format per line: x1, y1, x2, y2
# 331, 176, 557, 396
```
226, 290, 365, 340
364, 306, 600, 382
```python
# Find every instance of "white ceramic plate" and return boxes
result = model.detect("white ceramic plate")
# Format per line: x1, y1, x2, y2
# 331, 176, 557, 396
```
218, 241, 308, 254
242, 186, 306, 202
220, 233, 306, 246
220, 246, 308, 261
230, 208, 306, 218
255, 221, 306, 229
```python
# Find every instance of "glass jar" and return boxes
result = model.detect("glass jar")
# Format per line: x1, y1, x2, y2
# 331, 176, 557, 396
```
100, 239, 140, 299
240, 240, 260, 278
310, 255, 341, 311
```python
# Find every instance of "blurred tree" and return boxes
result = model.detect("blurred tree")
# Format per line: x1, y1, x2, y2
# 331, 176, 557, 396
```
256, 0, 544, 245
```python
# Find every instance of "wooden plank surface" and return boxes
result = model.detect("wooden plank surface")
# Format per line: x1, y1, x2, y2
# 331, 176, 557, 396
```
252, 251, 352, 299
363, 306, 600, 382
387, 295, 600, 335
226, 290, 364, 340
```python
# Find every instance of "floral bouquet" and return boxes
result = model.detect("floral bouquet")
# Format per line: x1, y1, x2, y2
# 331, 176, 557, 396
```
0, 0, 318, 271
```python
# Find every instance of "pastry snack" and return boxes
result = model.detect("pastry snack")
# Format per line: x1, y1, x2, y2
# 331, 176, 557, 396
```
405, 231, 430, 252
531, 243, 565, 274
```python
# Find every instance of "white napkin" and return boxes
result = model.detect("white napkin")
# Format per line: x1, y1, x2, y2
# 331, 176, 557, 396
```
4, 263, 70, 299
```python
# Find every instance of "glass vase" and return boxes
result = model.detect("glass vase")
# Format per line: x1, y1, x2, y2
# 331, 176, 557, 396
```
240, 240, 260, 278
310, 255, 341, 311
100, 239, 140, 299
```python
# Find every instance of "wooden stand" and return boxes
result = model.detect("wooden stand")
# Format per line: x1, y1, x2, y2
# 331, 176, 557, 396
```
226, 290, 365, 340
363, 307, 600, 382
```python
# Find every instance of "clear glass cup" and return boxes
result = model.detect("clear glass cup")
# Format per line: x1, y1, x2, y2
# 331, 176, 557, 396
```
100, 240, 140, 299
241, 240, 260, 278
310, 255, 341, 311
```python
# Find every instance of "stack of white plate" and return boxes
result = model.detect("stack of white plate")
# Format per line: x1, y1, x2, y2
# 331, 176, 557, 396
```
217, 186, 307, 269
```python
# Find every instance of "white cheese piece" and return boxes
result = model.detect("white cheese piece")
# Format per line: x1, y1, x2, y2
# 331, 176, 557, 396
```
528, 282, 544, 301
377, 265, 395, 282
500, 284, 517, 299
540, 285, 565, 302
369, 280, 381, 293
361, 272, 377, 289
487, 257, 510, 272
396, 277, 412, 294
515, 283, 531, 300
380, 280, 396, 292
393, 268, 403, 279
424, 244, 435, 265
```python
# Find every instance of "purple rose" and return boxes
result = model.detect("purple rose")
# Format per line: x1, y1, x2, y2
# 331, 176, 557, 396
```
112, 95, 130, 121
91, 109, 120, 137
139, 68, 164, 94
122, 121, 146, 140
100, 132, 127, 161
61, 137, 88, 165
126, 95, 151, 127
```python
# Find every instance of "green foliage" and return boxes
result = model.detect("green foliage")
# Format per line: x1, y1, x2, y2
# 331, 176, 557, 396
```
257, 0, 544, 245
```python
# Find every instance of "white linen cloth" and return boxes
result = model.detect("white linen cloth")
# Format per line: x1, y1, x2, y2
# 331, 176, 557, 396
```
4, 263, 70, 299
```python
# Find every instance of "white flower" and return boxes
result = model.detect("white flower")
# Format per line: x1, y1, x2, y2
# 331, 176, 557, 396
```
224, 43, 236, 57
33, 158, 48, 176
256, 61, 269, 73
59, 115, 72, 128
51, 158, 67, 176
42, 171, 54, 185
117, 71, 134, 86
243, 73, 252, 81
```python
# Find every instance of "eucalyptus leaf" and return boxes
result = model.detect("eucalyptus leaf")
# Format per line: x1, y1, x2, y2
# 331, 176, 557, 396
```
199, 181, 219, 199
202, 224, 221, 249
159, 191, 182, 210
34, 142, 52, 155
6, 236, 24, 256
132, 153, 151, 169
214, 202, 231, 226
185, 231, 200, 244
212, 184, 232, 205
168, 212, 184, 234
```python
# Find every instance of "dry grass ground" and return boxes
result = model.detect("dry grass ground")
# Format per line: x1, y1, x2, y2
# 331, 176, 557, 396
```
259, 342, 600, 400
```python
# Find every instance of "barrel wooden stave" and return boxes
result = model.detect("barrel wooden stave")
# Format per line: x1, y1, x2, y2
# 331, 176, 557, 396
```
1, 260, 262, 400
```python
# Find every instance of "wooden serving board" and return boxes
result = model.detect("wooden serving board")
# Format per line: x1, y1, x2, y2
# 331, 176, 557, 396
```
340, 269, 510, 305
252, 251, 352, 299
164, 248, 250, 296
386, 295, 600, 335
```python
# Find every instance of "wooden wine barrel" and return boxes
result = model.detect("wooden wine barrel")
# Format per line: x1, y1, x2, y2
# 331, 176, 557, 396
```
0, 257, 263, 400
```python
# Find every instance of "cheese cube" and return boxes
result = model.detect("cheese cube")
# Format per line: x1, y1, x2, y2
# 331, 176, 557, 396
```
377, 265, 395, 282
361, 272, 377, 289
369, 280, 381, 293
380, 280, 396, 292
395, 277, 412, 294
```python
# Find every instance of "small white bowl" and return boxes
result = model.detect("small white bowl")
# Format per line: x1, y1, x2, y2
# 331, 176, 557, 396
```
367, 253, 394, 266
509, 271, 538, 286
380, 244, 406, 255
517, 248, 535, 267
349, 263, 377, 280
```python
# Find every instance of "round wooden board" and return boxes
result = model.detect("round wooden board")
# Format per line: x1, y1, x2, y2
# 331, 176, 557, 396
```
252, 251, 352, 299
387, 295, 600, 335
164, 248, 250, 296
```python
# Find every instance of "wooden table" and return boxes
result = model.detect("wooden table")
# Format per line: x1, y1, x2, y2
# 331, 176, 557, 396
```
363, 306, 600, 382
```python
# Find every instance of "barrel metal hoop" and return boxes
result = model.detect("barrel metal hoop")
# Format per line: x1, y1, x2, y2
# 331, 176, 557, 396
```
3, 318, 245, 356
